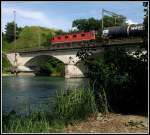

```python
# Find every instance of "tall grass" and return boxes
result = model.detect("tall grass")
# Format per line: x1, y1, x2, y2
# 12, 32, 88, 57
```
3, 112, 47, 133
53, 88, 98, 123
2, 111, 64, 133
2, 88, 98, 133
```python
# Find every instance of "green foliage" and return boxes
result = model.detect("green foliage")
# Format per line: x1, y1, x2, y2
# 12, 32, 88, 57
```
2, 25, 63, 52
55, 29, 66, 35
72, 17, 100, 32
72, 16, 126, 33
37, 58, 65, 76
2, 54, 11, 73
53, 88, 98, 123
4, 22, 22, 43
37, 64, 53, 76
2, 88, 98, 133
2, 40, 13, 53
82, 46, 148, 113
10, 26, 55, 50
2, 111, 65, 133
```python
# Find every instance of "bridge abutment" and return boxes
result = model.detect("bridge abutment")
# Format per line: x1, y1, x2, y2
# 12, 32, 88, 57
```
17, 72, 35, 76
65, 64, 85, 78
13, 65, 35, 76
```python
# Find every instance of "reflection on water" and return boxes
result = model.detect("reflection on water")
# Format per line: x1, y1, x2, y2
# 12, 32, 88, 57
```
64, 78, 90, 90
2, 76, 89, 114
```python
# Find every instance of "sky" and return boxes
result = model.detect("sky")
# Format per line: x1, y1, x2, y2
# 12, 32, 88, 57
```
1, 1, 145, 32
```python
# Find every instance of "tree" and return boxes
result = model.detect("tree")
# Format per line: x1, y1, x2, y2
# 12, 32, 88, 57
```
55, 29, 66, 35
4, 22, 22, 43
72, 17, 100, 32
2, 32, 6, 41
72, 16, 126, 34
2, 53, 11, 73
143, 2, 148, 50
42, 34, 52, 47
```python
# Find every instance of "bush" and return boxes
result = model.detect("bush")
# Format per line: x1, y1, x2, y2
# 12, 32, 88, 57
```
2, 54, 11, 73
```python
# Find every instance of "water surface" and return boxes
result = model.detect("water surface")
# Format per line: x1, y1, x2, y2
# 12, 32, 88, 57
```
2, 76, 89, 115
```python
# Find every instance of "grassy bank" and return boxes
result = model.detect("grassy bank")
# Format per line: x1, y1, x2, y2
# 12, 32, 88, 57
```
53, 88, 98, 124
3, 87, 148, 133
2, 73, 14, 76
2, 53, 11, 74
2, 112, 65, 133
2, 88, 98, 133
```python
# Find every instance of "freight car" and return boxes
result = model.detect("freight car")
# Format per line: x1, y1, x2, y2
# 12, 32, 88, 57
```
102, 24, 144, 38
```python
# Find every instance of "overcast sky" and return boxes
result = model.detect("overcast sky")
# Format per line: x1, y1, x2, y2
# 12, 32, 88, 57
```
1, 1, 145, 32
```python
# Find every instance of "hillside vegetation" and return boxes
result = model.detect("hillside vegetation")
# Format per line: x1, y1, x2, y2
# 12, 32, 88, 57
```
2, 54, 12, 73
2, 26, 59, 52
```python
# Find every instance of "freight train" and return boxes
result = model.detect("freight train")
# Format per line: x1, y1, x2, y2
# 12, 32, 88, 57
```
51, 24, 144, 46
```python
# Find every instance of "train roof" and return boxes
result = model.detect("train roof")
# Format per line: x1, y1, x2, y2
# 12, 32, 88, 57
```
53, 31, 95, 38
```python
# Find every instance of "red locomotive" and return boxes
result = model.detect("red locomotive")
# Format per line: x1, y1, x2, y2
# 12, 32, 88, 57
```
51, 31, 96, 46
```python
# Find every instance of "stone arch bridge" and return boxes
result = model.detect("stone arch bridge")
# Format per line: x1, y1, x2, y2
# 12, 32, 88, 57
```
7, 47, 104, 78
6, 38, 143, 78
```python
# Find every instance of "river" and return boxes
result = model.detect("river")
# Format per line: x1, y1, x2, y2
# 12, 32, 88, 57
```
2, 76, 90, 115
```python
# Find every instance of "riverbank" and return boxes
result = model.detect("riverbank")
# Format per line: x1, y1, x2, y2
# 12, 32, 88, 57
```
2, 72, 62, 77
65, 113, 148, 133
2, 77, 148, 133
2, 73, 14, 76
2, 112, 148, 133
2, 88, 97, 133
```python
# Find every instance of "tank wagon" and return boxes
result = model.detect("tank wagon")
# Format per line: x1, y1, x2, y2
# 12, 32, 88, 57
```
102, 24, 144, 38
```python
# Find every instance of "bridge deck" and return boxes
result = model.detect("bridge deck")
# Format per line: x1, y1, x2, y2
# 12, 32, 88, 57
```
8, 38, 143, 53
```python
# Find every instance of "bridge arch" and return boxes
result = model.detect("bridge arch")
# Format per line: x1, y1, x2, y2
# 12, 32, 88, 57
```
23, 54, 65, 76
15, 52, 86, 78
24, 54, 64, 67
